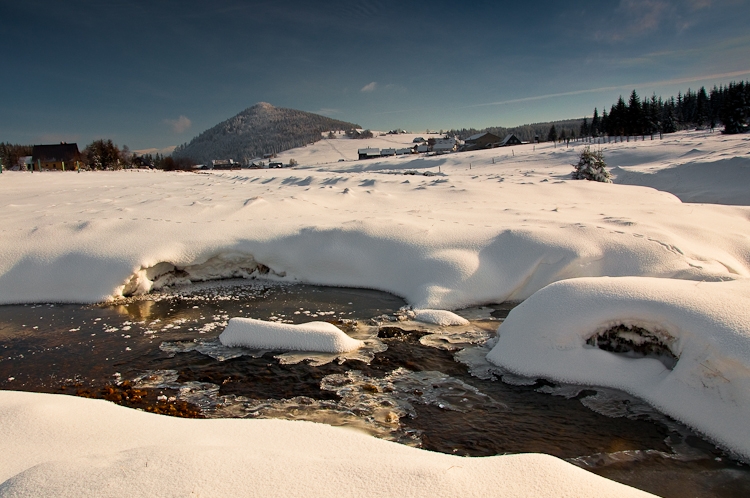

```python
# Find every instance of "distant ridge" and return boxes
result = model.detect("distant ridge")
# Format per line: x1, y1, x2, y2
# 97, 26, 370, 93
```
173, 103, 360, 164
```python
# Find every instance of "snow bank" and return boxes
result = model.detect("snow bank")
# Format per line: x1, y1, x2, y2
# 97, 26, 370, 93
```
486, 276, 750, 460
0, 390, 653, 497
2, 139, 750, 309
411, 309, 470, 326
612, 156, 750, 205
219, 317, 363, 353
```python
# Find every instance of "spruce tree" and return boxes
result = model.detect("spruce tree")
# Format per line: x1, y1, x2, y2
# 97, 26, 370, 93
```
591, 108, 601, 137
572, 147, 611, 182
547, 124, 558, 142
628, 90, 643, 136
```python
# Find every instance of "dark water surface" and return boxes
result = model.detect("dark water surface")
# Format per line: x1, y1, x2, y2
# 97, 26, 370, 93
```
0, 280, 748, 498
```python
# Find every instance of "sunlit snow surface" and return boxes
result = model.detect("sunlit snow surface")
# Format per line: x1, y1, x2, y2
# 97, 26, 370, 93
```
487, 276, 750, 461
2, 130, 750, 495
219, 317, 364, 353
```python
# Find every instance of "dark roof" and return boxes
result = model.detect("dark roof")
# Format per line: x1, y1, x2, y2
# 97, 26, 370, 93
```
32, 144, 80, 163
500, 134, 521, 145
465, 132, 502, 143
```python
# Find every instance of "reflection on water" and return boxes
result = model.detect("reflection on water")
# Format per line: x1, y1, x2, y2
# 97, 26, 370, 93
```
0, 279, 748, 498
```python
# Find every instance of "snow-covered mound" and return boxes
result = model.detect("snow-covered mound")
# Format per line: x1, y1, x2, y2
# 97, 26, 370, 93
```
2, 132, 750, 309
486, 276, 750, 460
411, 309, 470, 326
219, 317, 363, 353
612, 156, 750, 205
0, 390, 653, 497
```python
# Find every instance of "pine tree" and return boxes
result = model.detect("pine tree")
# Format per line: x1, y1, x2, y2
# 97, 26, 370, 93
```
591, 108, 601, 137
720, 81, 750, 134
572, 147, 611, 182
696, 87, 709, 127
547, 124, 558, 142
627, 90, 643, 136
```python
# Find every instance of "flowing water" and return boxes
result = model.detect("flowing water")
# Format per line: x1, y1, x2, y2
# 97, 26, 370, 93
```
0, 280, 748, 497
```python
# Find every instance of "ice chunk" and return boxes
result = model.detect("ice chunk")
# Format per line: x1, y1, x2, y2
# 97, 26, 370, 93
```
219, 317, 363, 353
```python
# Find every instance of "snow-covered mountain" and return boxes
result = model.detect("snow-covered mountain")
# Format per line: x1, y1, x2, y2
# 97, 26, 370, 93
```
172, 102, 360, 164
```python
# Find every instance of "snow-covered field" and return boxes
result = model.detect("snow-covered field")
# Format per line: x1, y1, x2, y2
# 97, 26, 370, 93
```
1, 129, 750, 495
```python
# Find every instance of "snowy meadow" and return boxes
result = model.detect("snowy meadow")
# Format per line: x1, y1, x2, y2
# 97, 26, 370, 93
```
1, 130, 750, 497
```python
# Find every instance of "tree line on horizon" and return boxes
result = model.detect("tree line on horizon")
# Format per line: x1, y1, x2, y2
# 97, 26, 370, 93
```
451, 80, 749, 144
0, 139, 193, 171
3, 82, 747, 169
583, 81, 749, 138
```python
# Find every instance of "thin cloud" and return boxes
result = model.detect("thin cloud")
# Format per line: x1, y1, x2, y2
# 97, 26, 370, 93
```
165, 115, 192, 134
373, 69, 750, 115
360, 82, 377, 93
596, 0, 670, 41
315, 108, 341, 116
464, 69, 750, 109
687, 0, 712, 10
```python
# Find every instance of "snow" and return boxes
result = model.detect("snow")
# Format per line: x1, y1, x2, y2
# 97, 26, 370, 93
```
2, 131, 749, 309
486, 276, 750, 461
1, 129, 750, 493
0, 390, 651, 497
219, 317, 364, 353
411, 309, 470, 326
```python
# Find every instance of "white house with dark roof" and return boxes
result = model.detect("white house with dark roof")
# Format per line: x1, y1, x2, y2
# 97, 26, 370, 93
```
358, 148, 381, 160
431, 138, 458, 153
499, 134, 522, 146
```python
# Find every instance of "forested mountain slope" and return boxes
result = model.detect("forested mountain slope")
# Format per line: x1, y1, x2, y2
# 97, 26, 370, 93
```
173, 103, 359, 164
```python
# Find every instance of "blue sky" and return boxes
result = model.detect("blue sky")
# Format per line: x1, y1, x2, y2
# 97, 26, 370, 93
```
2, 0, 749, 153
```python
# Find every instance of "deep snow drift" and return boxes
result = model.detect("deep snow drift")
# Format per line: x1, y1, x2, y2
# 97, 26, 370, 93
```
0, 390, 652, 497
1, 131, 749, 309
1, 130, 749, 494
219, 317, 363, 352
486, 276, 750, 460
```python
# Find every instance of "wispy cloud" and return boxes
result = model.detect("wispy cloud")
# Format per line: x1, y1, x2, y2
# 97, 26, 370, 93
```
360, 82, 377, 93
165, 115, 191, 134
687, 0, 712, 10
315, 108, 341, 116
463, 69, 750, 108
596, 0, 670, 41
373, 69, 750, 115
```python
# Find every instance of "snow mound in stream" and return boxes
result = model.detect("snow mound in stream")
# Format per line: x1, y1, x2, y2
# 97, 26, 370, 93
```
411, 309, 470, 326
486, 276, 750, 461
219, 317, 363, 353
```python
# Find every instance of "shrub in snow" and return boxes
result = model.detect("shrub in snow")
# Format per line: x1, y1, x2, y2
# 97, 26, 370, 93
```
571, 146, 611, 183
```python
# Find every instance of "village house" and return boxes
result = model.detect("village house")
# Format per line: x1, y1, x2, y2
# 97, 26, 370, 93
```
462, 132, 502, 150
211, 159, 239, 170
431, 137, 458, 154
358, 147, 381, 160
31, 143, 81, 171
499, 134, 523, 146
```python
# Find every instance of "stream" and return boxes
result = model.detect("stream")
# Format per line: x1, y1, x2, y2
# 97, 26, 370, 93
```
0, 279, 748, 497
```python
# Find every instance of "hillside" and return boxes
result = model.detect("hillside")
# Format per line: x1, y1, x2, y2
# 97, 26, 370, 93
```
450, 118, 584, 143
172, 103, 360, 164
